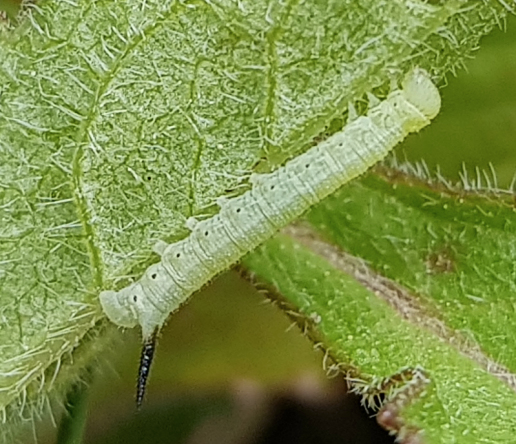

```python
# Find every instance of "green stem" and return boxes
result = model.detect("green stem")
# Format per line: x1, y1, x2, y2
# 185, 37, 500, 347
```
56, 373, 92, 444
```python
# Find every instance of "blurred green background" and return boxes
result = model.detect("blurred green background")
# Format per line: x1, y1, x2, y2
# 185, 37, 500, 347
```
1, 1, 515, 443
403, 16, 516, 186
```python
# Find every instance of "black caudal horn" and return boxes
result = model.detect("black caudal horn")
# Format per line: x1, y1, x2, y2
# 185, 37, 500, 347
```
136, 329, 158, 409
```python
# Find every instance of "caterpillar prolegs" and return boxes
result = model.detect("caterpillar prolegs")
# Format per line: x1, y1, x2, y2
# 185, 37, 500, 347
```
99, 68, 440, 404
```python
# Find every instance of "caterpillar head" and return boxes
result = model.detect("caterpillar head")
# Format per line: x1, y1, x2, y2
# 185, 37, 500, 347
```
402, 68, 441, 120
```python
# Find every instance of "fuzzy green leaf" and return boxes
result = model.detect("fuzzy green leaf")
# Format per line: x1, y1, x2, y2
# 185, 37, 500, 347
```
243, 227, 516, 443
0, 0, 510, 441
242, 168, 516, 443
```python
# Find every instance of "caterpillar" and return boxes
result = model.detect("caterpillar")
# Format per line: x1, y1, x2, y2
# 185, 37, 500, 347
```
99, 68, 441, 405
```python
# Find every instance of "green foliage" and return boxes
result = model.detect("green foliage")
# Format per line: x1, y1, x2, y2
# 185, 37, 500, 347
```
307, 172, 516, 372
243, 169, 516, 442
0, 0, 513, 442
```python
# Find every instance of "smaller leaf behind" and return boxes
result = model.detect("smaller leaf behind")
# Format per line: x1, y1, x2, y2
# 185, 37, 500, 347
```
242, 227, 516, 443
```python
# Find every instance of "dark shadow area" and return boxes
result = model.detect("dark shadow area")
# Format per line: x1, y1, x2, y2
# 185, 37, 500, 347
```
86, 378, 394, 444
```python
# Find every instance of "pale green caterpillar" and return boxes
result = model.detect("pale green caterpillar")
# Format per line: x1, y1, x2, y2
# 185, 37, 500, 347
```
99, 68, 441, 405
101, 67, 440, 339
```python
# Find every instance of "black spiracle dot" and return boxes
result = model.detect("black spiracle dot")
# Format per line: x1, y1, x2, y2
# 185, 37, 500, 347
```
305, 163, 310, 168
176, 252, 181, 258
133, 295, 138, 302
204, 231, 209, 236
236, 208, 241, 213
270, 185, 275, 190
151, 273, 157, 279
